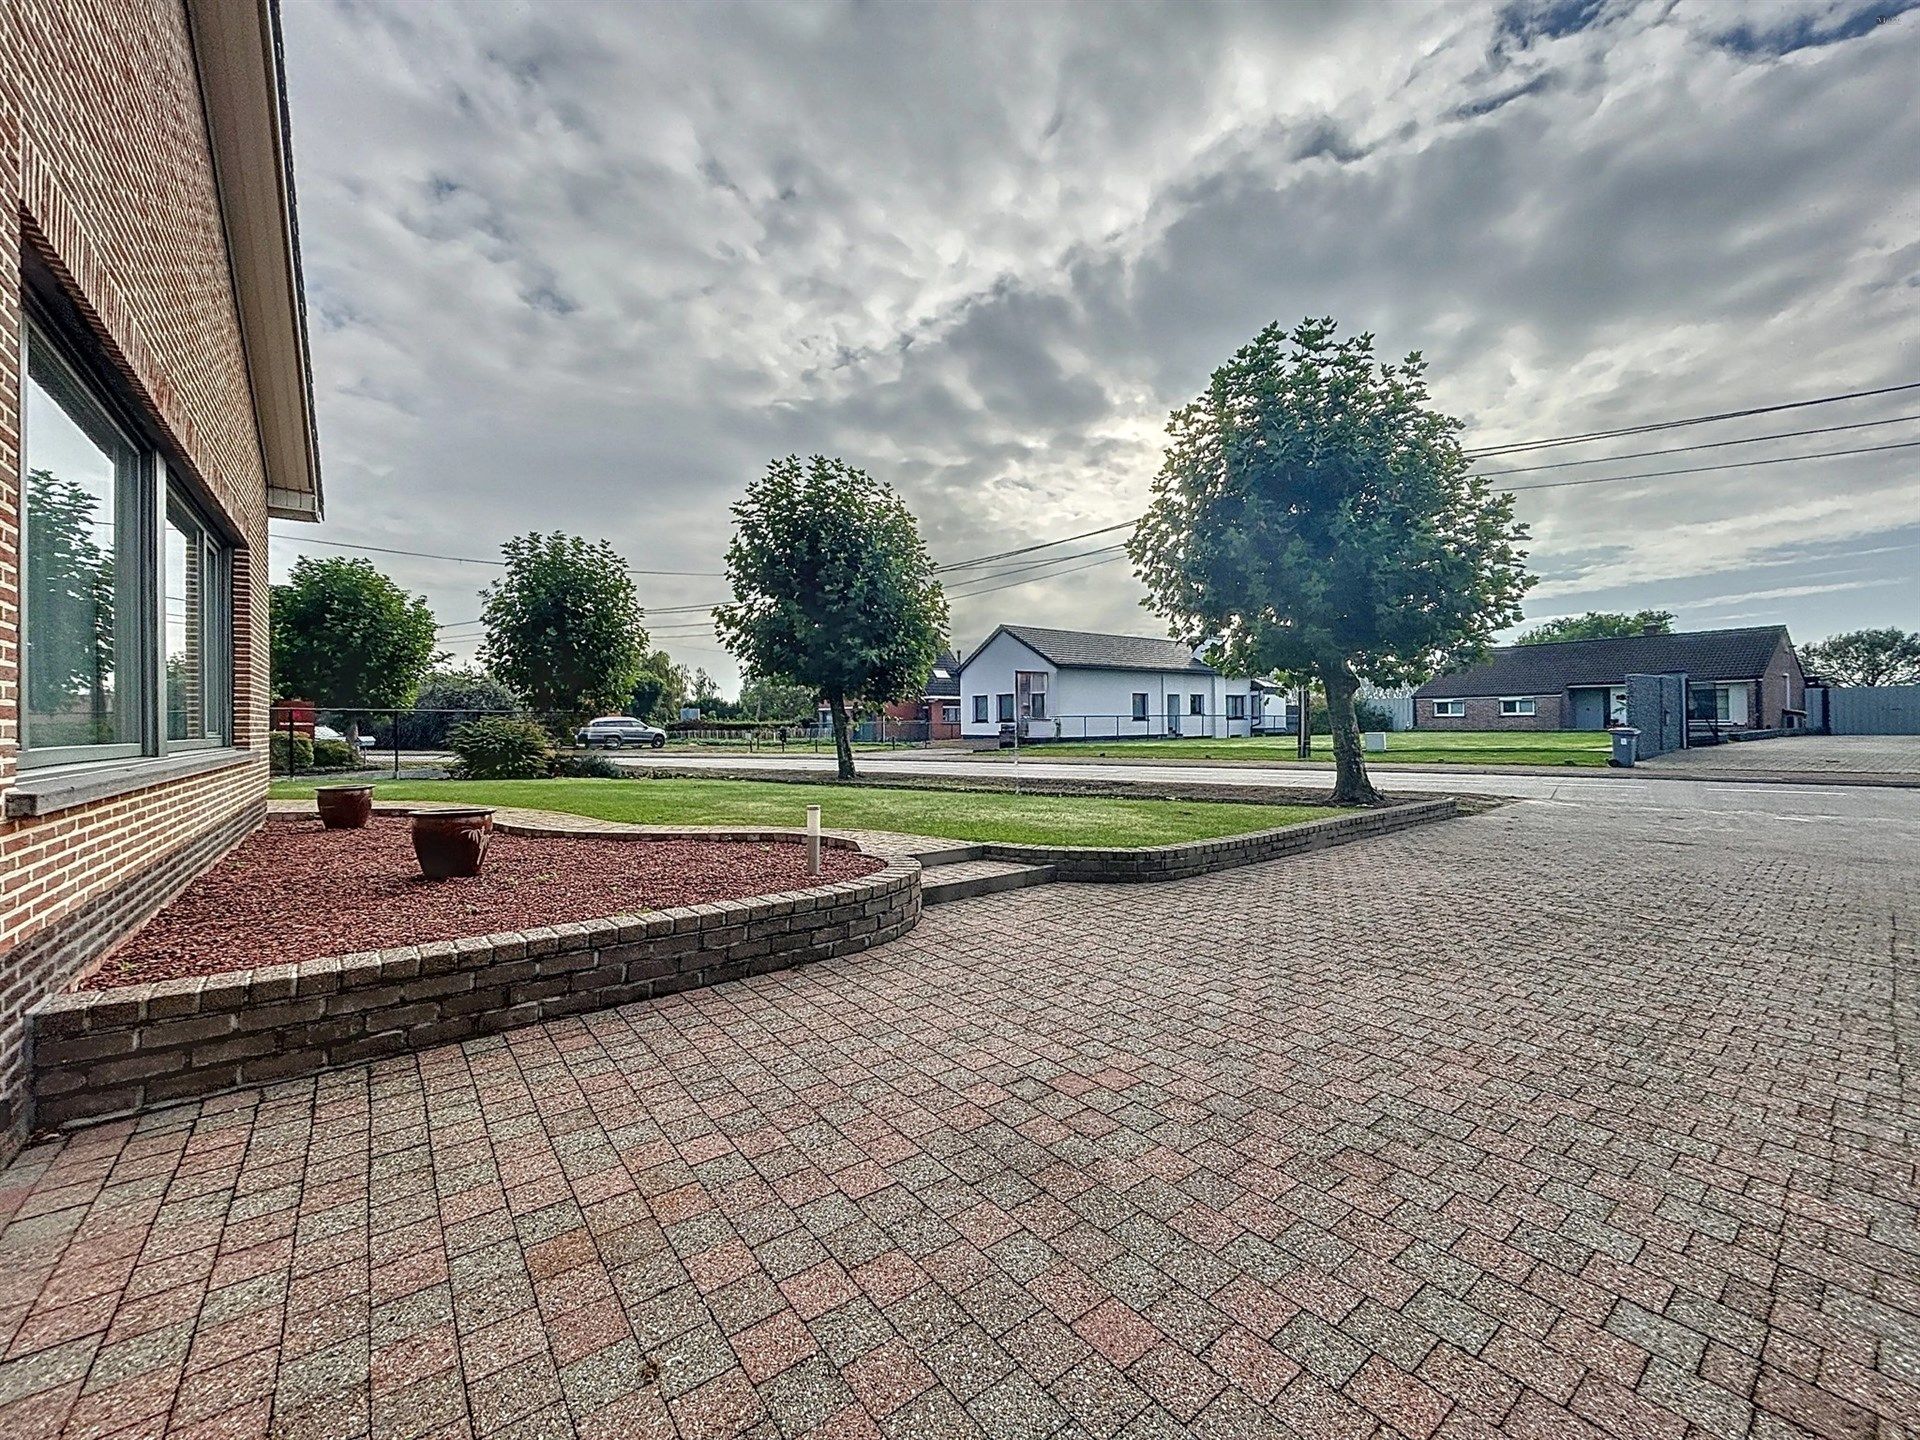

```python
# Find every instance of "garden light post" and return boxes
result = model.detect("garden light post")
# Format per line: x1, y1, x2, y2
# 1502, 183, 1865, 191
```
806, 805, 821, 876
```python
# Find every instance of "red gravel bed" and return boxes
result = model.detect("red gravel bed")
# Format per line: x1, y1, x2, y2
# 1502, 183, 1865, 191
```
84, 817, 883, 990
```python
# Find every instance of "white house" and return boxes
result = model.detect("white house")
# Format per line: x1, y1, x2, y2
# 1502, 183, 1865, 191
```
957, 625, 1255, 741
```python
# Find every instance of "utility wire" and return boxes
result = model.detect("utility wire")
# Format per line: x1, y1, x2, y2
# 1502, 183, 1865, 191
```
1462, 380, 1920, 458
1502, 436, 1920, 493
1474, 412, 1920, 475
268, 534, 724, 576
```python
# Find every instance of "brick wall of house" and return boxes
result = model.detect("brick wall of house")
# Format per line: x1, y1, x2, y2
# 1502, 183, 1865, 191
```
1758, 635, 1807, 728
0, 0, 275, 1156
1417, 694, 1563, 730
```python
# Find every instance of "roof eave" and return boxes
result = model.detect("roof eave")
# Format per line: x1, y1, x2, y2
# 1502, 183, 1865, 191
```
187, 0, 323, 523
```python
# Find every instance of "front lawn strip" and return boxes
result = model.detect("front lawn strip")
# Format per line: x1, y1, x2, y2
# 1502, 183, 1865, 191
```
269, 777, 1339, 848
985, 729, 1611, 767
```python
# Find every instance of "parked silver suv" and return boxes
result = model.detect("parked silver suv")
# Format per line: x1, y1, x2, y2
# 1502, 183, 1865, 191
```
573, 715, 667, 749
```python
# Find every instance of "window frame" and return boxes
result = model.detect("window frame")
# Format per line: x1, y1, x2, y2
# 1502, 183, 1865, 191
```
1498, 696, 1537, 717
996, 693, 1015, 723
19, 312, 237, 771
971, 695, 989, 724
1431, 699, 1465, 717
1225, 694, 1246, 720
162, 491, 233, 750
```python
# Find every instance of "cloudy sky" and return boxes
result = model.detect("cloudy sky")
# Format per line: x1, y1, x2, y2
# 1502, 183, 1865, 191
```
274, 0, 1920, 690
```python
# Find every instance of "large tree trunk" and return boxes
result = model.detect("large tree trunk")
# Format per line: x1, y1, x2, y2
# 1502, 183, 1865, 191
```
1320, 660, 1381, 806
827, 692, 857, 781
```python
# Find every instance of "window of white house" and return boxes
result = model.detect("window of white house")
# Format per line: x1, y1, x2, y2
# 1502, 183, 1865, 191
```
22, 321, 232, 767
997, 693, 1015, 722
1431, 699, 1465, 717
972, 695, 988, 723
1226, 694, 1246, 720
1189, 693, 1205, 715
1499, 697, 1536, 716
1131, 692, 1149, 721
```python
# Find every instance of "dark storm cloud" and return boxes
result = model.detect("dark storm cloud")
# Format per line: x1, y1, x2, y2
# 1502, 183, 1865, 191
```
275, 0, 1920, 684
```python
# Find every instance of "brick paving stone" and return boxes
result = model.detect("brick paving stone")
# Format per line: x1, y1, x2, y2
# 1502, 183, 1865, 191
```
0, 795, 1916, 1436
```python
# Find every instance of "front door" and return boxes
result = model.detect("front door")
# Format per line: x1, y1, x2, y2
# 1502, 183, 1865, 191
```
1166, 692, 1181, 736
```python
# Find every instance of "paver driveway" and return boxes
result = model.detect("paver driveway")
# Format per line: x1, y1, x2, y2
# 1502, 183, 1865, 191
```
0, 793, 1914, 1439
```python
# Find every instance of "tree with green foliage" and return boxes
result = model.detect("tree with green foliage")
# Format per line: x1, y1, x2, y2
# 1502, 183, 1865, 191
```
1516, 609, 1673, 645
23, 469, 119, 741
478, 533, 648, 724
629, 649, 689, 724
1130, 318, 1533, 803
271, 556, 440, 746
687, 668, 734, 718
716, 455, 948, 778
740, 672, 817, 721
394, 667, 524, 749
1802, 627, 1920, 686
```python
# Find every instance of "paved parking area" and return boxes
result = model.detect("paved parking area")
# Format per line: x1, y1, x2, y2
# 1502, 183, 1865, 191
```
0, 792, 1914, 1438
1641, 734, 1920, 778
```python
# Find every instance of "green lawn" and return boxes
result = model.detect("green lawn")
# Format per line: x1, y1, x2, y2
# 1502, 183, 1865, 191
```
269, 778, 1333, 847
1007, 730, 1612, 767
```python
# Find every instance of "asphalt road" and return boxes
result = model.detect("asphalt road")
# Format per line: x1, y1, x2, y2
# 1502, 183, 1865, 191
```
612, 748, 1920, 823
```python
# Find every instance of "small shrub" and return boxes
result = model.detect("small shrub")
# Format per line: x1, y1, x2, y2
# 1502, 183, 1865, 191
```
310, 738, 359, 770
448, 716, 554, 779
548, 752, 625, 779
1308, 697, 1396, 735
269, 734, 314, 775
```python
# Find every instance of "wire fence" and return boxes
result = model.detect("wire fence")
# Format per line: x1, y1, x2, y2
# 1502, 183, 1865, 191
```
268, 705, 937, 778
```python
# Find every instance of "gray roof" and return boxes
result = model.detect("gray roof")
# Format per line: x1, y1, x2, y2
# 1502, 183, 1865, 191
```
1416, 626, 1793, 699
975, 625, 1216, 675
922, 651, 962, 698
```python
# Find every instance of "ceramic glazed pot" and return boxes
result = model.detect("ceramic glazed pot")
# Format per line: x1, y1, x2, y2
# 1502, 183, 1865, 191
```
315, 784, 375, 830
410, 808, 495, 879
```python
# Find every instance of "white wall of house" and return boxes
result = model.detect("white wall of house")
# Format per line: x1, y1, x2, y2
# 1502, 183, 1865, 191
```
958, 634, 1253, 740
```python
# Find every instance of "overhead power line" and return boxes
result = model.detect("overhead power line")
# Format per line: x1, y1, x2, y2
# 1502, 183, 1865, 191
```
1502, 436, 1920, 493
1463, 380, 1920, 459
270, 534, 725, 576
1473, 411, 1920, 475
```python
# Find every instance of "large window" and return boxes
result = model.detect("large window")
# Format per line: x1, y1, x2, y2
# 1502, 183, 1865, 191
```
1499, 697, 1537, 717
1226, 694, 1246, 720
971, 695, 988, 724
22, 322, 233, 768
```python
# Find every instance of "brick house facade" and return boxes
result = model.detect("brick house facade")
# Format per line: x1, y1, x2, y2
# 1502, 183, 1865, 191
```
0, 0, 320, 1157
1415, 627, 1806, 733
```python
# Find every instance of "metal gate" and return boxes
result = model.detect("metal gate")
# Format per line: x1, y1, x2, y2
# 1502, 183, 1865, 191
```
1827, 685, 1920, 735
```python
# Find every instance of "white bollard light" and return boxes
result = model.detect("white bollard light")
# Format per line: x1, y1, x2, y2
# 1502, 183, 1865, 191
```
806, 805, 822, 876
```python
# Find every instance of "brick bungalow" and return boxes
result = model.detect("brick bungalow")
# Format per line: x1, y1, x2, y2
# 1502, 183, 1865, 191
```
879, 650, 963, 739
1414, 626, 1806, 733
0, 0, 321, 1156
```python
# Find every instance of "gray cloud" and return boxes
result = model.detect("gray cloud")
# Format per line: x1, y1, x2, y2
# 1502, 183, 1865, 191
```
276, 0, 1920, 686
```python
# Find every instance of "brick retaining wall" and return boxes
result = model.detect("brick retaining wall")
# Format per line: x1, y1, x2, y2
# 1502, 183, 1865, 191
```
29, 843, 919, 1129
980, 799, 1456, 882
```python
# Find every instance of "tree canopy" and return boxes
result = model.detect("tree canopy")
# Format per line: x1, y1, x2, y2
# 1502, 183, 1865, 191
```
1130, 317, 1532, 802
740, 673, 818, 721
629, 648, 689, 724
1516, 610, 1674, 645
1802, 627, 1920, 687
715, 455, 947, 778
479, 533, 648, 721
271, 556, 440, 724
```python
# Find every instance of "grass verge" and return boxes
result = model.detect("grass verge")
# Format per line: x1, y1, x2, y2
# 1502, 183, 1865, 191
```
1001, 730, 1611, 766
269, 777, 1334, 847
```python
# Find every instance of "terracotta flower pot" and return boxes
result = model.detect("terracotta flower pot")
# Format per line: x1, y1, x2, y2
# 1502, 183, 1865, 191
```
315, 784, 374, 830
410, 808, 495, 879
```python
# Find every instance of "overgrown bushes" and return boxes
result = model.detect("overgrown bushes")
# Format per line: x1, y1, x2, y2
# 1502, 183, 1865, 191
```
447, 716, 554, 779
270, 734, 360, 774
